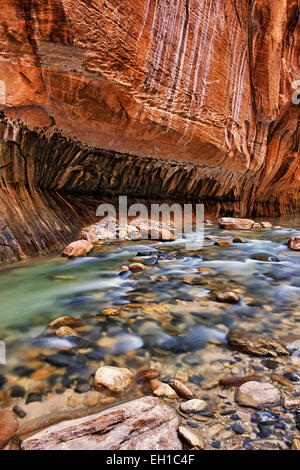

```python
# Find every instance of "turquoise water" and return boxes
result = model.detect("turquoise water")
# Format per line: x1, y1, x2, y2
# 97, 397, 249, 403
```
0, 215, 299, 401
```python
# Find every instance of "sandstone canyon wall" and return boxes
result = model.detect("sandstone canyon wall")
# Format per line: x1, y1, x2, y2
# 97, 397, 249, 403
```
0, 0, 299, 262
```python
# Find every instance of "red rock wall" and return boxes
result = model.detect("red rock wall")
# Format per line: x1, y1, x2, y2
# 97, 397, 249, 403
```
0, 0, 299, 261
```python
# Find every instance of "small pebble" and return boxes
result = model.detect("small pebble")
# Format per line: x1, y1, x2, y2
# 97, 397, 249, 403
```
231, 423, 245, 434
25, 393, 43, 404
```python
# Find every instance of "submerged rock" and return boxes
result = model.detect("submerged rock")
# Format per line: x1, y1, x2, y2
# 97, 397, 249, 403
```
233, 237, 246, 243
21, 397, 182, 450
227, 330, 289, 357
235, 381, 281, 408
250, 253, 280, 262
129, 263, 146, 272
93, 366, 133, 393
211, 291, 241, 304
62, 240, 93, 258
0, 411, 19, 449
56, 326, 77, 338
219, 375, 262, 387
48, 316, 83, 329
153, 383, 178, 399
218, 218, 255, 230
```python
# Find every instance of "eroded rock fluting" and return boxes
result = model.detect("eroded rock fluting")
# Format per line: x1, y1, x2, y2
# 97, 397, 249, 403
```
0, 0, 299, 262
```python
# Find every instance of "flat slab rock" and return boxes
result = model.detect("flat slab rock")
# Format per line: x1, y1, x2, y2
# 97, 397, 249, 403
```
21, 397, 182, 450
227, 330, 289, 357
218, 217, 255, 230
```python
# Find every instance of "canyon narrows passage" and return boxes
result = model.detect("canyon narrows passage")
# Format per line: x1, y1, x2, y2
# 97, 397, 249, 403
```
0, 0, 300, 262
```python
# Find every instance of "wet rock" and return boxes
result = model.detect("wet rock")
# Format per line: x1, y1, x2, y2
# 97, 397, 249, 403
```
236, 381, 281, 408
178, 426, 204, 448
174, 371, 189, 383
219, 375, 262, 387
56, 326, 77, 338
262, 359, 279, 370
0, 411, 19, 449
214, 241, 232, 246
231, 423, 245, 434
233, 237, 246, 243
252, 223, 263, 230
136, 250, 157, 257
10, 385, 26, 398
271, 373, 293, 387
218, 218, 255, 230
283, 397, 300, 409
250, 253, 280, 262
292, 439, 300, 450
101, 307, 121, 317
26, 393, 43, 404
21, 397, 181, 450
13, 366, 35, 377
129, 263, 146, 272
48, 316, 83, 329
261, 222, 273, 229
288, 237, 300, 251
62, 240, 93, 258
283, 372, 299, 382
75, 381, 91, 394
13, 405, 27, 419
83, 391, 101, 407
251, 411, 279, 425
227, 330, 289, 357
169, 379, 193, 398
180, 399, 207, 412
197, 267, 215, 275
0, 375, 6, 390
212, 291, 241, 304
136, 368, 161, 382
153, 383, 178, 398
93, 366, 133, 393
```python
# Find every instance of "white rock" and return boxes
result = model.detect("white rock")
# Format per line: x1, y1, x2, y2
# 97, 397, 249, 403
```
235, 381, 281, 408
153, 383, 178, 398
180, 399, 207, 412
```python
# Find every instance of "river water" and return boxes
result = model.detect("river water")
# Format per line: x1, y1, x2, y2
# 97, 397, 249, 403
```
0, 215, 300, 437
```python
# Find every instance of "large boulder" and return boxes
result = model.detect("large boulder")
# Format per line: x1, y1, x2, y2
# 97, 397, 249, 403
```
21, 397, 182, 450
218, 218, 255, 230
62, 240, 93, 258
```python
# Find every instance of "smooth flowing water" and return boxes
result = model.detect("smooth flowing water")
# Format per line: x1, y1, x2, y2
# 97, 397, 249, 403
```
0, 215, 300, 414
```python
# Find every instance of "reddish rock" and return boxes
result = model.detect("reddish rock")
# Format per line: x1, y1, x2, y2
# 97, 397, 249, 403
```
288, 237, 300, 251
219, 375, 262, 387
218, 218, 255, 231
0, 411, 19, 449
62, 240, 93, 258
21, 397, 182, 450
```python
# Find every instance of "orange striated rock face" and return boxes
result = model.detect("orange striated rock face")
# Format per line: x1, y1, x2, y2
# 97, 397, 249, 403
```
0, 0, 299, 262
